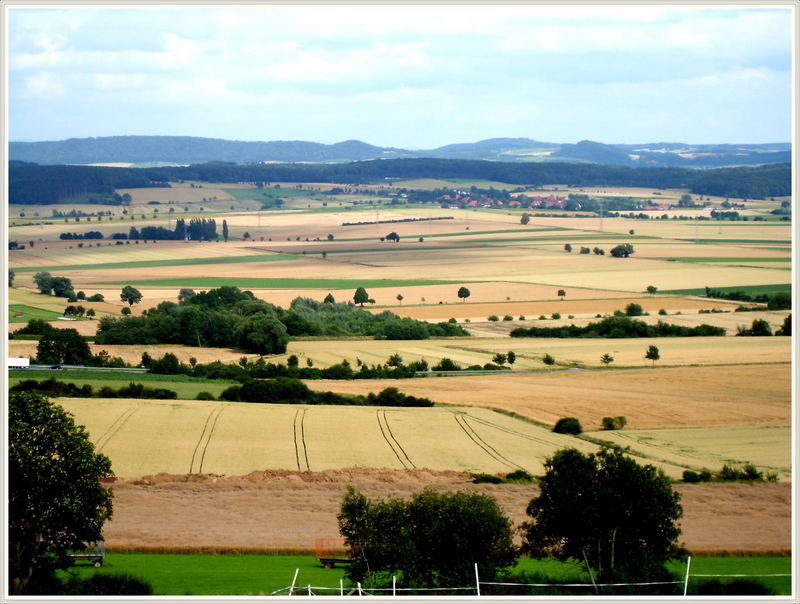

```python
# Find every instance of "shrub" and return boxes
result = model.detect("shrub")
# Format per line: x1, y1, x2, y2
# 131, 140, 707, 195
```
61, 573, 154, 595
625, 303, 644, 316
658, 309, 668, 315
681, 470, 712, 483
601, 416, 627, 430
504, 469, 534, 483
542, 353, 555, 365
432, 357, 460, 372
691, 579, 775, 596
551, 312, 561, 320
502, 315, 514, 321
470, 472, 503, 484
488, 315, 499, 321
552, 417, 582, 435
195, 391, 215, 401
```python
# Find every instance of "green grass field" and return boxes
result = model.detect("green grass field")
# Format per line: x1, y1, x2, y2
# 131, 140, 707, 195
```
668, 257, 791, 263
56, 554, 791, 596
9, 371, 237, 399
8, 304, 67, 323
12, 253, 298, 273
663, 283, 792, 296
102, 277, 458, 289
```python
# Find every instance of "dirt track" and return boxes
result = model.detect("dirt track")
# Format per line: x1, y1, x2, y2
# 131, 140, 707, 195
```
102, 469, 791, 555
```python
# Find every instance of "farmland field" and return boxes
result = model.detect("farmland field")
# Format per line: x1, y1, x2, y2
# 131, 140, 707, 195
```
7, 180, 794, 575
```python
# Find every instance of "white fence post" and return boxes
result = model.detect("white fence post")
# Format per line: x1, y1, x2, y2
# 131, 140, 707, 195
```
357, 581, 362, 596
393, 575, 396, 596
340, 578, 344, 596
308, 584, 312, 596
289, 568, 299, 596
683, 556, 692, 596
475, 562, 480, 596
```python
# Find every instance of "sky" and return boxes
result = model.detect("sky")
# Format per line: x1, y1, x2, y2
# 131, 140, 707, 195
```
5, 3, 795, 148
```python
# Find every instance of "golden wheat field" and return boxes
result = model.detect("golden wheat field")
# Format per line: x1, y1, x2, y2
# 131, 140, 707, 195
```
309, 364, 791, 431
53, 395, 787, 480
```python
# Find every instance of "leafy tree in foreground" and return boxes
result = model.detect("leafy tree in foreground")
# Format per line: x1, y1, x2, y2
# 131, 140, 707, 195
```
9, 391, 114, 594
457, 286, 471, 303
521, 447, 684, 590
338, 487, 516, 591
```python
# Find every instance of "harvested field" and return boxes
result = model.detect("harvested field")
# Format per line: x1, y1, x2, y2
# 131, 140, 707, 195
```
101, 470, 791, 555
308, 364, 791, 430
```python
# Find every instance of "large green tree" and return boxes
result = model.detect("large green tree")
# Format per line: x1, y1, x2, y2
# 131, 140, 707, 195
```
36, 328, 92, 365
339, 487, 516, 591
119, 285, 143, 308
609, 244, 635, 258
353, 287, 370, 306
9, 391, 114, 594
457, 286, 471, 303
521, 447, 683, 588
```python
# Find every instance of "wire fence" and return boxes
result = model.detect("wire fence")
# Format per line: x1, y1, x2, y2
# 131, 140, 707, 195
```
269, 558, 791, 597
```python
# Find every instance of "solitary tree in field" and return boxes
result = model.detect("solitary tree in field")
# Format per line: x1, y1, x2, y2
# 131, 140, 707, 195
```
396, 294, 404, 305
646, 285, 658, 295
324, 293, 336, 304
222, 219, 229, 242
457, 286, 471, 303
557, 289, 566, 300
645, 345, 660, 366
353, 287, 370, 306
600, 353, 614, 366
520, 213, 531, 225
120, 285, 143, 310
507, 351, 516, 366
610, 243, 635, 258
564, 243, 573, 253
492, 353, 507, 365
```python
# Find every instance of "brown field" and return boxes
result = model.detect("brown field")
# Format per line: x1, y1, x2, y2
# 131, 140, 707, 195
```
102, 470, 791, 555
308, 364, 791, 431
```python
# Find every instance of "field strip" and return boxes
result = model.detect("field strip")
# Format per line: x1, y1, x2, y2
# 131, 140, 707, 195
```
376, 409, 415, 469
293, 408, 310, 472
95, 405, 140, 452
452, 412, 521, 471
190, 405, 226, 474
11, 253, 299, 273
98, 277, 459, 288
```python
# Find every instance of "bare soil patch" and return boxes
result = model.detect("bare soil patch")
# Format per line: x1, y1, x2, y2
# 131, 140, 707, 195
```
102, 469, 791, 555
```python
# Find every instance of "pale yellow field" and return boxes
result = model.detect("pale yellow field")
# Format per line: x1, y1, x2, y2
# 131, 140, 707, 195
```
309, 364, 791, 431
52, 396, 782, 479
589, 426, 791, 479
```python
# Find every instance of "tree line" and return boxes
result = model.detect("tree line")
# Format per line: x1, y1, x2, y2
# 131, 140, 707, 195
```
510, 315, 726, 338
10, 159, 791, 203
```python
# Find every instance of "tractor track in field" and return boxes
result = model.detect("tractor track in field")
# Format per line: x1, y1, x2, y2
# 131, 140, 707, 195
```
189, 405, 226, 474
376, 409, 415, 469
453, 413, 522, 471
465, 414, 565, 448
293, 408, 310, 472
95, 406, 139, 452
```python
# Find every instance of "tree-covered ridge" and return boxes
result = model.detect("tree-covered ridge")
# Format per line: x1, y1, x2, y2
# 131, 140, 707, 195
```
95, 288, 468, 354
9, 159, 791, 203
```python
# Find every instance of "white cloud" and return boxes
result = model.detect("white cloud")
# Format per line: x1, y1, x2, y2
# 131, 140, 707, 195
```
22, 72, 64, 97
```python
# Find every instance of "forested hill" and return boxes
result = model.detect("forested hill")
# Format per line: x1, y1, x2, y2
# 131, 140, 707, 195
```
9, 159, 792, 204
9, 135, 791, 168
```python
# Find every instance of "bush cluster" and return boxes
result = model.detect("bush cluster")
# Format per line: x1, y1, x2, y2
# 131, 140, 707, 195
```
10, 379, 177, 400
510, 316, 725, 339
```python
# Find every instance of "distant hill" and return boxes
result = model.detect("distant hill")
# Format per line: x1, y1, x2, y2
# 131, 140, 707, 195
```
9, 135, 791, 168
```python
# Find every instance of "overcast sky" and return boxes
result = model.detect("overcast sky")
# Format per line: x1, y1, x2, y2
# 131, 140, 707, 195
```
6, 3, 795, 147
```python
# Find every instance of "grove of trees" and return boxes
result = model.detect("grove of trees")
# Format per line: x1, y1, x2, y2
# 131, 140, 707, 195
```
338, 487, 516, 591
521, 447, 684, 590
